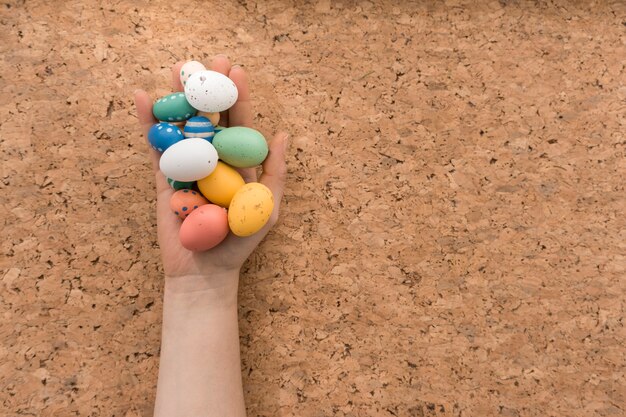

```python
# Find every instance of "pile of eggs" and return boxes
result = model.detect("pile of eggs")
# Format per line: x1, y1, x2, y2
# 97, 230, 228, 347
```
148, 61, 274, 251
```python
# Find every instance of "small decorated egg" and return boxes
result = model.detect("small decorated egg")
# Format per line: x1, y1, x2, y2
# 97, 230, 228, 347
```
167, 177, 195, 190
197, 161, 245, 208
212, 127, 269, 168
184, 70, 238, 113
179, 204, 229, 251
198, 111, 220, 126
183, 116, 215, 141
169, 189, 208, 219
159, 138, 219, 182
180, 60, 206, 87
153, 92, 197, 122
228, 183, 274, 237
147, 123, 183, 152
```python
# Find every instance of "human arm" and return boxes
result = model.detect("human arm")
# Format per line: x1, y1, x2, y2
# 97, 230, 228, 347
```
134, 55, 288, 417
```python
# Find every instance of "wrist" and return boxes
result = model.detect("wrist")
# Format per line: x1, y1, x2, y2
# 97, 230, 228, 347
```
163, 270, 240, 310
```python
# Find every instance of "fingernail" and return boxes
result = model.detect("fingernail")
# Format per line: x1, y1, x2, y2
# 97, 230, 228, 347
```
214, 53, 228, 59
231, 64, 242, 70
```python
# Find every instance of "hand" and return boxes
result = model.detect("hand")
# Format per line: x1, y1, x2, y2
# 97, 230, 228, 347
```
134, 55, 288, 292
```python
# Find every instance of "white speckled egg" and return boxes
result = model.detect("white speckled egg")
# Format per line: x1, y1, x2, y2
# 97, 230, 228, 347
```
184, 70, 238, 113
180, 60, 206, 87
159, 138, 218, 182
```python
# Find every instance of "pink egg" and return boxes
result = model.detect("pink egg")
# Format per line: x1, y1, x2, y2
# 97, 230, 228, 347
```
179, 204, 229, 251
170, 189, 209, 220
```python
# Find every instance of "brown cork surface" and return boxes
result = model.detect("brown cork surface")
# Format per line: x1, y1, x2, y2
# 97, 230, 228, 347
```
1, 1, 624, 416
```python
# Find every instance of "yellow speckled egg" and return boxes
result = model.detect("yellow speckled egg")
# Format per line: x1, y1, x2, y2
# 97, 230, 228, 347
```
197, 161, 245, 208
227, 183, 274, 237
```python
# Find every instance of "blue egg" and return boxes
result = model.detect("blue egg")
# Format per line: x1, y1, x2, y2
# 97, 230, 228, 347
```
148, 123, 184, 152
183, 116, 215, 142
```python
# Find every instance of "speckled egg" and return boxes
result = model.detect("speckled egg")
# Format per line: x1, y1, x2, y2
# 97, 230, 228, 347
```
212, 127, 268, 168
159, 138, 219, 182
179, 204, 229, 251
148, 122, 183, 152
183, 116, 215, 141
169, 189, 209, 220
184, 70, 238, 113
180, 60, 206, 87
153, 92, 197, 122
228, 183, 274, 237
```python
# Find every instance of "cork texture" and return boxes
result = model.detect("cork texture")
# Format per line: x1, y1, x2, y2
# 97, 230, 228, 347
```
1, 1, 624, 416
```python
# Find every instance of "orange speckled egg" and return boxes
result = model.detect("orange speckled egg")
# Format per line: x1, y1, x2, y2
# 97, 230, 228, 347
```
169, 189, 209, 219
179, 204, 229, 251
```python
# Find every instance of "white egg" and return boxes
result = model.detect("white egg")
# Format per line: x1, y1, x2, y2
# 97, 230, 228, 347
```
184, 70, 238, 113
180, 61, 206, 87
159, 138, 218, 182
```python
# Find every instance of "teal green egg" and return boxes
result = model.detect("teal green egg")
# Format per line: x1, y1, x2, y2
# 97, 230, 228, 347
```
153, 92, 197, 122
212, 127, 269, 168
167, 177, 195, 190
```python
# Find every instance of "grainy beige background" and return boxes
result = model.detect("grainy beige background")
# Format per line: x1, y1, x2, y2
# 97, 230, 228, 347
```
1, 1, 624, 416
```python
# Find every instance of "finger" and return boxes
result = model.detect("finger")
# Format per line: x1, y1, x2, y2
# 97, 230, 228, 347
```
134, 89, 171, 199
236, 167, 257, 183
228, 65, 253, 128
222, 132, 289, 251
134, 89, 160, 173
209, 55, 232, 127
259, 132, 289, 205
171, 61, 185, 92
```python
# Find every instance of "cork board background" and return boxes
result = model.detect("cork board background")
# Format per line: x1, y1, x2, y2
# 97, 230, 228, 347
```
1, 1, 625, 416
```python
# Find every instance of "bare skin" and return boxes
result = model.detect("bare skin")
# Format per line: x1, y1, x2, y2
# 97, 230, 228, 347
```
134, 55, 288, 417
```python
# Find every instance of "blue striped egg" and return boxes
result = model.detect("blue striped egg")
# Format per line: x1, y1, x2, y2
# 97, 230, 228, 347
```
148, 123, 184, 153
183, 116, 215, 142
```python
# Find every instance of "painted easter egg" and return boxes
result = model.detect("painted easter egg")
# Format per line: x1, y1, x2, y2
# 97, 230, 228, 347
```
212, 127, 268, 168
153, 92, 197, 122
198, 111, 220, 126
167, 177, 195, 190
179, 204, 229, 251
184, 70, 238, 113
197, 161, 245, 208
228, 183, 274, 237
159, 138, 218, 182
169, 189, 209, 220
147, 122, 183, 152
180, 60, 206, 87
183, 116, 215, 141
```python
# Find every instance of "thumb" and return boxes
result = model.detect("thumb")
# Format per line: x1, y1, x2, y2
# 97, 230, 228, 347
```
260, 132, 289, 222
133, 89, 160, 173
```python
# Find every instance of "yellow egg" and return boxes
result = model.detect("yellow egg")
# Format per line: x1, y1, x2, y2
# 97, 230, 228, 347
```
198, 111, 220, 126
228, 183, 274, 237
197, 161, 245, 208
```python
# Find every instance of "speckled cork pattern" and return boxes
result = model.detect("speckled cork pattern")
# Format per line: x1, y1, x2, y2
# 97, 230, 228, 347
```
1, 1, 624, 416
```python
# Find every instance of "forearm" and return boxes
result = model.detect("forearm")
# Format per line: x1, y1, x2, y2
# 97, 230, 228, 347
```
154, 273, 245, 417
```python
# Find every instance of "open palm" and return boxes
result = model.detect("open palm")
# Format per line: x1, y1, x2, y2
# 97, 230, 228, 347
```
134, 56, 287, 285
